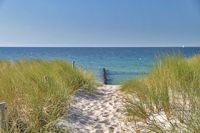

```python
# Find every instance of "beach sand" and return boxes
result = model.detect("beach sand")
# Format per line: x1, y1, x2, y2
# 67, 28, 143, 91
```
55, 85, 142, 133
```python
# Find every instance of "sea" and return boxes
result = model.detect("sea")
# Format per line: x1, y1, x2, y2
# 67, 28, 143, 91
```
0, 47, 199, 84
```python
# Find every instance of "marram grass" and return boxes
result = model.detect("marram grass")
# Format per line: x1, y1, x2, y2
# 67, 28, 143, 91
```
121, 54, 200, 132
0, 60, 97, 132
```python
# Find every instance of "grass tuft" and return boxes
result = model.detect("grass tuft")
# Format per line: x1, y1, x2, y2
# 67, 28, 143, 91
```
122, 54, 200, 132
0, 60, 97, 132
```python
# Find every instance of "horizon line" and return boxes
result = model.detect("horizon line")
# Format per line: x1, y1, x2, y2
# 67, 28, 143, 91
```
0, 46, 199, 48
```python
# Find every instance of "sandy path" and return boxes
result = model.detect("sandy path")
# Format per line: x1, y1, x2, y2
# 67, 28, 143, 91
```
56, 85, 139, 133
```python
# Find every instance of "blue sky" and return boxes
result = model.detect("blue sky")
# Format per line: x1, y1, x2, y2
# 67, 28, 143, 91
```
0, 0, 200, 47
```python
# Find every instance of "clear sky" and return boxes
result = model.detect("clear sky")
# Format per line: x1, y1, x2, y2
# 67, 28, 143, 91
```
0, 0, 200, 47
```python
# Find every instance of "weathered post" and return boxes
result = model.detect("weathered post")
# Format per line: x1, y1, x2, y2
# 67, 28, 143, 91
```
0, 102, 7, 132
72, 61, 75, 69
102, 68, 107, 84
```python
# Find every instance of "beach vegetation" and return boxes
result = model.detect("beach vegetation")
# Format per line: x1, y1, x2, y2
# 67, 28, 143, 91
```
121, 54, 200, 132
0, 60, 97, 132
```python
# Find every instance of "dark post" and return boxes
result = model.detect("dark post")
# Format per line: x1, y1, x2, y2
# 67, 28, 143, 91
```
0, 102, 7, 132
72, 61, 75, 69
102, 68, 107, 84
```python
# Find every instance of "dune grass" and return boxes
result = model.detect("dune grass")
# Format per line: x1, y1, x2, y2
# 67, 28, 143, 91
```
0, 60, 97, 132
121, 54, 200, 132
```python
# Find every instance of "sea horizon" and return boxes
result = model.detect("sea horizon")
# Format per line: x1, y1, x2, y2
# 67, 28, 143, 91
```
0, 46, 200, 48
1, 47, 200, 84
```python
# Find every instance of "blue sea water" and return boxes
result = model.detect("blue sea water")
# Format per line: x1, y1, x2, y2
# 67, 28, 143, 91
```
0, 47, 200, 84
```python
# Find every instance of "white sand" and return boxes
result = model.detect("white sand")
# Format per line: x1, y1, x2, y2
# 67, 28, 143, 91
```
55, 85, 188, 133
55, 85, 141, 133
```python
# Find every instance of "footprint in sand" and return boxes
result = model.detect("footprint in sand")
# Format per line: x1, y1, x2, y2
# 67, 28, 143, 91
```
56, 85, 140, 133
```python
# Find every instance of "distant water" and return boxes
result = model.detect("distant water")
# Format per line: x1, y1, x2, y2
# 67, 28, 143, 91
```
0, 47, 200, 84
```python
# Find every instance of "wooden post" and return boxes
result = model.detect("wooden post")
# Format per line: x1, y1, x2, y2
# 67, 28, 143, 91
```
72, 61, 75, 69
0, 102, 7, 132
102, 68, 107, 84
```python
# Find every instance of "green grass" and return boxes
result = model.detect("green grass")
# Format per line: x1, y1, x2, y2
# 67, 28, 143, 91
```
121, 54, 200, 132
0, 60, 97, 132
